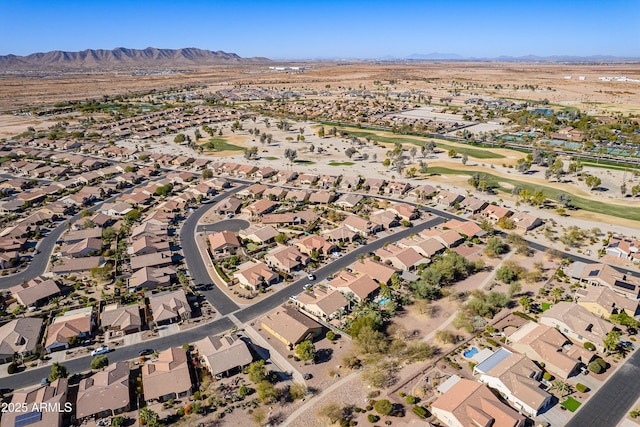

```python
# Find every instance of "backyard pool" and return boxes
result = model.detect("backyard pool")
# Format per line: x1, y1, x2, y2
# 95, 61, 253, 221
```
378, 297, 391, 306
463, 347, 479, 358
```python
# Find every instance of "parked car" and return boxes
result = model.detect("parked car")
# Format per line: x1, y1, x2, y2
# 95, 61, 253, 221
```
40, 377, 50, 386
90, 346, 110, 357
138, 349, 155, 357
307, 273, 315, 280
303, 283, 313, 290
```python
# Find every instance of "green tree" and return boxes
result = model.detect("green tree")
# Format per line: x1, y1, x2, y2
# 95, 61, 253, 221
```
256, 381, 278, 403
274, 232, 289, 244
317, 126, 325, 138
484, 237, 509, 257
91, 355, 109, 370
585, 175, 602, 190
49, 362, 68, 381
247, 360, 267, 384
139, 408, 159, 427
448, 149, 457, 158
202, 168, 213, 179
604, 330, 622, 352
374, 399, 393, 416
295, 340, 316, 361
518, 295, 532, 313
174, 133, 186, 144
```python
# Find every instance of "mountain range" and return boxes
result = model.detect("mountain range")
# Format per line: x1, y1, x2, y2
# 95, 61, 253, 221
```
0, 47, 271, 71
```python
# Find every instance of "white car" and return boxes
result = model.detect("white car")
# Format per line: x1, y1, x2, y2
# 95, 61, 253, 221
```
90, 346, 110, 357
307, 273, 315, 280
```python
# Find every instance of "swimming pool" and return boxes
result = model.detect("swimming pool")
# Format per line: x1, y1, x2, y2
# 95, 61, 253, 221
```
378, 297, 391, 306
463, 347, 479, 358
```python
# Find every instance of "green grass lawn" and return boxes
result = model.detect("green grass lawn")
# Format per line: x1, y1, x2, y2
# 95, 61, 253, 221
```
561, 397, 582, 412
294, 159, 315, 165
246, 243, 259, 252
427, 166, 640, 221
337, 128, 505, 159
328, 161, 355, 166
201, 137, 244, 151
541, 302, 552, 312
264, 156, 279, 160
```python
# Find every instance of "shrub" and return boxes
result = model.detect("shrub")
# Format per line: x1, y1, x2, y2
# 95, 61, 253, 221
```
367, 414, 379, 423
91, 355, 109, 370
543, 372, 553, 381
588, 361, 603, 374
193, 391, 201, 400
583, 342, 596, 351
405, 395, 416, 404
326, 331, 336, 341
576, 383, 588, 393
374, 399, 393, 416
412, 405, 428, 419
596, 358, 607, 369
176, 407, 185, 416
7, 362, 18, 374
486, 338, 499, 347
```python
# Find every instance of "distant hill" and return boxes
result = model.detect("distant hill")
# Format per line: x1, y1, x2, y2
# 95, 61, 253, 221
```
407, 52, 464, 60
0, 47, 271, 71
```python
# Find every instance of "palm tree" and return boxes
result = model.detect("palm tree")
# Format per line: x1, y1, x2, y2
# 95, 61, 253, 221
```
140, 408, 159, 427
551, 380, 572, 398
518, 295, 532, 313
551, 287, 564, 303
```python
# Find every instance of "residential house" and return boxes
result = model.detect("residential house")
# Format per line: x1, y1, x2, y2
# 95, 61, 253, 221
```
322, 226, 358, 242
208, 231, 241, 255
130, 252, 173, 271
100, 202, 133, 218
511, 211, 543, 232
255, 166, 277, 180
285, 189, 311, 203
129, 235, 170, 256
263, 187, 288, 200
540, 302, 614, 351
142, 347, 192, 403
128, 266, 176, 291
233, 261, 279, 290
10, 277, 61, 307
148, 289, 191, 325
194, 335, 253, 377
309, 190, 336, 204
442, 219, 484, 239
277, 170, 298, 183
397, 236, 446, 259
431, 377, 525, 427
62, 228, 102, 244
460, 197, 489, 214
265, 246, 309, 273
370, 210, 399, 229
435, 190, 464, 207
576, 286, 639, 317
100, 304, 143, 335
506, 321, 590, 380
375, 245, 426, 271
46, 307, 94, 353
0, 318, 43, 364
421, 229, 465, 248
388, 203, 418, 221
350, 258, 399, 285
295, 287, 349, 320
605, 236, 640, 262
75, 361, 131, 421
364, 177, 386, 193
335, 194, 364, 210
482, 204, 513, 222
578, 263, 640, 300
50, 256, 104, 274
328, 271, 379, 302
60, 237, 103, 258
473, 348, 552, 417
0, 379, 69, 427
343, 215, 382, 235
408, 184, 437, 200
385, 181, 411, 195
237, 183, 268, 199
261, 306, 323, 349
130, 222, 167, 239
297, 173, 318, 185
213, 197, 243, 215
241, 199, 278, 217
339, 175, 361, 190
239, 225, 279, 244
294, 234, 337, 257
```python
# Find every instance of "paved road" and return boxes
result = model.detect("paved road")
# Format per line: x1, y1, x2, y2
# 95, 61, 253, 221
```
179, 184, 248, 316
1, 316, 236, 391
565, 348, 640, 427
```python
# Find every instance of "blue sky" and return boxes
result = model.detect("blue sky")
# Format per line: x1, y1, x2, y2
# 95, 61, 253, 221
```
1, 0, 638, 58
